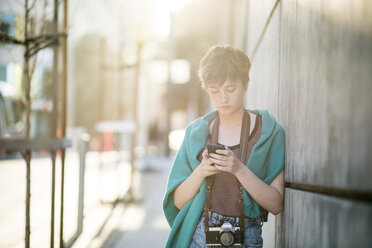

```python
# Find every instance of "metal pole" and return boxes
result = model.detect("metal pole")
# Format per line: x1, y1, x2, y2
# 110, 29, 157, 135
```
51, 0, 59, 137
61, 0, 68, 136
60, 0, 69, 247
50, 151, 57, 248
77, 138, 87, 233
59, 150, 66, 248
65, 135, 88, 248
51, 0, 60, 246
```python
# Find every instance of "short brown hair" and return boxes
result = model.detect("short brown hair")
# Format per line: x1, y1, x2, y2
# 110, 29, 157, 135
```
198, 45, 251, 88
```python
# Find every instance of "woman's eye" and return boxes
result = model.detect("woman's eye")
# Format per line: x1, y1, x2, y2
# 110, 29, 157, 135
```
208, 88, 219, 93
227, 86, 236, 92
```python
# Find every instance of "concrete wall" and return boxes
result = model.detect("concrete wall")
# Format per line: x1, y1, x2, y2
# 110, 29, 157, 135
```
242, 0, 372, 247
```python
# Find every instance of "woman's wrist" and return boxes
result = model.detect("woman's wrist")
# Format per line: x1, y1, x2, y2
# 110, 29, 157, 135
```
194, 166, 206, 180
233, 161, 246, 176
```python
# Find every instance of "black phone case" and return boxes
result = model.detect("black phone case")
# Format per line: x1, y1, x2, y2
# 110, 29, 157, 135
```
207, 144, 225, 155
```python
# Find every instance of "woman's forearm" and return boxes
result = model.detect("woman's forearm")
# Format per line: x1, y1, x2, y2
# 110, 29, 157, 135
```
234, 165, 284, 215
174, 167, 205, 210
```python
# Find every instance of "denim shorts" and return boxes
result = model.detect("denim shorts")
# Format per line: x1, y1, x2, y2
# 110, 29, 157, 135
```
190, 212, 263, 248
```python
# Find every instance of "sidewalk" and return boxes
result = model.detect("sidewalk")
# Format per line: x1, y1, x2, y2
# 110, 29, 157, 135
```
0, 151, 172, 248
78, 155, 173, 248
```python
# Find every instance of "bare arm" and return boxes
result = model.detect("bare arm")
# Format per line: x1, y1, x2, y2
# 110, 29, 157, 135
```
209, 147, 284, 215
174, 149, 220, 210
234, 166, 284, 215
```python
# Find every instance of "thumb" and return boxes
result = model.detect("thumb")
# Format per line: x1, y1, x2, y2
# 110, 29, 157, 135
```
202, 149, 208, 159
224, 145, 233, 155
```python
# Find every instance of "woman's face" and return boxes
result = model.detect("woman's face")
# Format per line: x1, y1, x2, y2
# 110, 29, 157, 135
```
206, 78, 247, 116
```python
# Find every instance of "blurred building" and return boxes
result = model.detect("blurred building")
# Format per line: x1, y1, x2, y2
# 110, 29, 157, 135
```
0, 1, 58, 139
68, 0, 226, 154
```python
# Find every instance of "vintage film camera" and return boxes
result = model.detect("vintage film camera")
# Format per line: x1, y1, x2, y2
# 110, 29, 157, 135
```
206, 221, 243, 247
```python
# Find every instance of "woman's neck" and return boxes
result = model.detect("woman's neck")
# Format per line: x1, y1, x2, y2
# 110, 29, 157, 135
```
218, 107, 245, 128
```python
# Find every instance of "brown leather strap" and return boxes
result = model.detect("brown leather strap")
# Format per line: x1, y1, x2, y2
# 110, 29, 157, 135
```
204, 116, 219, 233
238, 111, 250, 235
204, 110, 251, 235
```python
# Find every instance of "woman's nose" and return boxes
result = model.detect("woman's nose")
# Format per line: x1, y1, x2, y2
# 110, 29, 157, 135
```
220, 90, 229, 102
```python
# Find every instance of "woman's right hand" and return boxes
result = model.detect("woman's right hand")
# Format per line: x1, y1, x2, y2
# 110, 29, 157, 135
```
195, 149, 220, 178
174, 149, 220, 209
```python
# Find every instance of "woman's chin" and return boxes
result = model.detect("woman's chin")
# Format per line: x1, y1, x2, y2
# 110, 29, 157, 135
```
218, 108, 233, 115
218, 107, 245, 116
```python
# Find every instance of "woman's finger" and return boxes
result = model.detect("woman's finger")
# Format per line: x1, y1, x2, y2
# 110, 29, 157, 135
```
216, 149, 229, 155
210, 158, 229, 167
214, 164, 229, 172
209, 153, 227, 161
224, 145, 232, 151
224, 145, 235, 155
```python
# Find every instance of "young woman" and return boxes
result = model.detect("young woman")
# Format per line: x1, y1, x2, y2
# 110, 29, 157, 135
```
163, 45, 285, 248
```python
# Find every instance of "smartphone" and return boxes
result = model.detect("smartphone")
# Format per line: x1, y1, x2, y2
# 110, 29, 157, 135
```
207, 144, 225, 157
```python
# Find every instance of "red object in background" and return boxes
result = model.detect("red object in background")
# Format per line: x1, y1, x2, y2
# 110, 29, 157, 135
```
40, 150, 48, 156
103, 132, 114, 151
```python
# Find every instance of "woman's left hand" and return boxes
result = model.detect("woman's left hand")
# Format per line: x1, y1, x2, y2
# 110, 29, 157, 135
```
208, 146, 243, 175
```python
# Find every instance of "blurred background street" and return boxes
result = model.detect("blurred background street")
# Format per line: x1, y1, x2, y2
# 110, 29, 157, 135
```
0, 150, 172, 248
1, 0, 372, 247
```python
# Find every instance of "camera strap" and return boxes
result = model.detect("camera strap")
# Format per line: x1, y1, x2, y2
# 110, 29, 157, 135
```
204, 109, 251, 237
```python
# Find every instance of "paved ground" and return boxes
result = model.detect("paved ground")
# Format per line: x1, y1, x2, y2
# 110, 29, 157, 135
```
78, 156, 172, 248
0, 151, 172, 248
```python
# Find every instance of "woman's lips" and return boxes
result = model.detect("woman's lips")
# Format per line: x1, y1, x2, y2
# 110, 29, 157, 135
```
220, 106, 230, 110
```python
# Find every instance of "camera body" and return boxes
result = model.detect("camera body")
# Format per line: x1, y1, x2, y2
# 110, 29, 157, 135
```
206, 222, 243, 247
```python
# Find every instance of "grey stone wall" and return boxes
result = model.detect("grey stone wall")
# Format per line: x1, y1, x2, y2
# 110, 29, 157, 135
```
243, 0, 372, 247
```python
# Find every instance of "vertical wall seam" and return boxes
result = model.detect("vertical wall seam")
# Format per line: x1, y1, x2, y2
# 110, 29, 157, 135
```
250, 0, 281, 62
277, 1, 282, 121
276, 2, 283, 248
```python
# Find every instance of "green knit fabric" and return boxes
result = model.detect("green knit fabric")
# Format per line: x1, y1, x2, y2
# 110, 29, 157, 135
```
163, 109, 285, 248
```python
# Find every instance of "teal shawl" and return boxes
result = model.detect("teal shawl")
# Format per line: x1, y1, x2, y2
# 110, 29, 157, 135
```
162, 109, 285, 248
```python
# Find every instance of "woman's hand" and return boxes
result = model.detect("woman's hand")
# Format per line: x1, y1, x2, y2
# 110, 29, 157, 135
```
208, 146, 243, 175
174, 149, 219, 210
195, 149, 220, 178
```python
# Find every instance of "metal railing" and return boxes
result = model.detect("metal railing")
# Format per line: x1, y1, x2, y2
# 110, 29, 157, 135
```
65, 133, 90, 248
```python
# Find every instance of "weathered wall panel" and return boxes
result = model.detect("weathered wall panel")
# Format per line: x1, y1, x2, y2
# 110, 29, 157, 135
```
246, 1, 278, 55
282, 189, 372, 247
279, 0, 372, 190
246, 0, 281, 117
242, 0, 372, 247
246, 0, 372, 190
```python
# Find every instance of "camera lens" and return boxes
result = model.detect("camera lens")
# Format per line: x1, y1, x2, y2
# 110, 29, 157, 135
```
220, 232, 235, 247
219, 222, 236, 247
